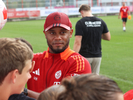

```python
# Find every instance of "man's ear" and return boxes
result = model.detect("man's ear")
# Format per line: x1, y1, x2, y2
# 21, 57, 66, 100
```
80, 11, 84, 17
80, 11, 83, 15
70, 29, 73, 38
43, 30, 47, 38
11, 69, 19, 83
43, 30, 45, 34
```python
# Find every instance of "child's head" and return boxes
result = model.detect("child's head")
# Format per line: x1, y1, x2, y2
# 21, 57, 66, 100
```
57, 74, 123, 100
0, 38, 34, 94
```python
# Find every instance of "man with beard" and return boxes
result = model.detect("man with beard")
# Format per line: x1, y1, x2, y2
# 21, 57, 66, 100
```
27, 12, 91, 99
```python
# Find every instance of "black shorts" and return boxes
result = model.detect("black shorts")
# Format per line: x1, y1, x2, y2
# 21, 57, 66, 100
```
122, 18, 127, 22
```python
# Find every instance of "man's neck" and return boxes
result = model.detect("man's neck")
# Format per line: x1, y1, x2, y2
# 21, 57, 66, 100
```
82, 11, 93, 17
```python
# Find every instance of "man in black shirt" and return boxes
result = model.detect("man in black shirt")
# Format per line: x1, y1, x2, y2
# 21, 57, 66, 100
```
73, 4, 111, 75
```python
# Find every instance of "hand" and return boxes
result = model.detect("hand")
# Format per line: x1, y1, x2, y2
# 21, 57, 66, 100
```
118, 16, 120, 19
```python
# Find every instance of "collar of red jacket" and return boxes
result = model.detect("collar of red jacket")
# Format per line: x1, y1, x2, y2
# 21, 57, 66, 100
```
124, 89, 133, 100
44, 46, 75, 61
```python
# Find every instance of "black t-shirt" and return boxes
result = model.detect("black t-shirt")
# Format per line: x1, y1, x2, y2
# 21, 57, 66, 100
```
75, 16, 109, 57
8, 93, 35, 100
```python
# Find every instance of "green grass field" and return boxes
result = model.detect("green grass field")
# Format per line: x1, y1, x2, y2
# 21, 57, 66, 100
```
1, 15, 133, 93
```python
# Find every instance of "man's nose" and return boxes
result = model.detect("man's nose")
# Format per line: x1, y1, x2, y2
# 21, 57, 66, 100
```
54, 34, 61, 40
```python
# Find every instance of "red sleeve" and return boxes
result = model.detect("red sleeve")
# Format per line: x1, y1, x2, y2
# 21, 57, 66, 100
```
65, 54, 91, 77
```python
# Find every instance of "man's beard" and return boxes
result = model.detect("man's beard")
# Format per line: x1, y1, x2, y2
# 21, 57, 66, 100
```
47, 40, 69, 54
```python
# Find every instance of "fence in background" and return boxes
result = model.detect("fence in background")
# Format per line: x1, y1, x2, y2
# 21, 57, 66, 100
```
3, 0, 133, 9
2, 0, 133, 20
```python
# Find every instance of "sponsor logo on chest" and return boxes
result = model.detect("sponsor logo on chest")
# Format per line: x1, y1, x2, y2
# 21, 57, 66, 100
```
55, 70, 62, 79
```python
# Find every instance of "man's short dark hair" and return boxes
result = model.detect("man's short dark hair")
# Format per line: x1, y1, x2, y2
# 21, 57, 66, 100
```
79, 4, 91, 12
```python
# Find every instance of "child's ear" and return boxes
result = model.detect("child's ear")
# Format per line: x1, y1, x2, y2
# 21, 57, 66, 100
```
11, 69, 19, 83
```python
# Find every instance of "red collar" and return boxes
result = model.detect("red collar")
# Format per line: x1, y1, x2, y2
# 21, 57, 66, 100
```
44, 46, 75, 61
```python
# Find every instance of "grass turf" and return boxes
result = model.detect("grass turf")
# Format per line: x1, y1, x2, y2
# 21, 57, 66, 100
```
1, 15, 133, 93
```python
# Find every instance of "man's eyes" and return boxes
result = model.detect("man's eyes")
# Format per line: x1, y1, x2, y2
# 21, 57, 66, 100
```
60, 31, 65, 34
49, 31, 66, 35
50, 32, 55, 34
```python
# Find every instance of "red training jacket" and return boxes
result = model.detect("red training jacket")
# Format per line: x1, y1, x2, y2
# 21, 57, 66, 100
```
27, 46, 91, 93
120, 6, 129, 18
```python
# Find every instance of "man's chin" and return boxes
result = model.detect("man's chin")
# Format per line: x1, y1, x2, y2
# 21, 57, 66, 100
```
50, 44, 68, 53
52, 48, 65, 54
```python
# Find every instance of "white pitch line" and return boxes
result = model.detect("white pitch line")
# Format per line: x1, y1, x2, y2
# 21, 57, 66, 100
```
104, 75, 133, 85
